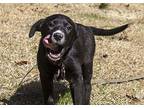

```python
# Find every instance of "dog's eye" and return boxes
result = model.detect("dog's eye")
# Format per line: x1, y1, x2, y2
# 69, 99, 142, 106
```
63, 22, 68, 27
67, 26, 72, 31
49, 22, 54, 27
53, 20, 58, 25
64, 22, 72, 31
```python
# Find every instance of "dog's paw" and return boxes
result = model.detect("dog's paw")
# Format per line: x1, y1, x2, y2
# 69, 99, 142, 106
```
44, 96, 54, 105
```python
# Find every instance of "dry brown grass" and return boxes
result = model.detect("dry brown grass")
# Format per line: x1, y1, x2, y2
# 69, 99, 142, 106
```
0, 3, 144, 105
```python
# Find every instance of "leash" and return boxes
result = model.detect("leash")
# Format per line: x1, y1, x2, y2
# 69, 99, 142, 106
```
17, 64, 37, 87
92, 75, 144, 85
18, 63, 66, 87
54, 63, 66, 81
17, 63, 144, 87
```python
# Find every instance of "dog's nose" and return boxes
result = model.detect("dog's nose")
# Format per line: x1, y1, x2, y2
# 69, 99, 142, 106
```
53, 32, 63, 41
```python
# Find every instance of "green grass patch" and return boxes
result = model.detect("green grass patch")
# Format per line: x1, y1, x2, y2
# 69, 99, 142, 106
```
57, 89, 72, 105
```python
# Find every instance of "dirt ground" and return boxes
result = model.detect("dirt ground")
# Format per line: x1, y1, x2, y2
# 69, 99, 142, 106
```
0, 4, 144, 105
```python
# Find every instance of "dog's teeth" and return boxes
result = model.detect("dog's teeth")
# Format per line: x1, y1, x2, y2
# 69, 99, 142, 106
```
50, 53, 60, 58
48, 52, 61, 61
48, 54, 60, 61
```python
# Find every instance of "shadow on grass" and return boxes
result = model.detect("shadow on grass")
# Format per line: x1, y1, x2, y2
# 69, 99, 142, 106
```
7, 80, 69, 105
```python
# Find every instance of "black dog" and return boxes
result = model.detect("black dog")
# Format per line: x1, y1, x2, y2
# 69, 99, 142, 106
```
29, 14, 129, 105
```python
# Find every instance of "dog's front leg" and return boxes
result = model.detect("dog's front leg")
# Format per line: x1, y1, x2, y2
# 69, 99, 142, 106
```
70, 74, 84, 105
65, 59, 84, 105
40, 72, 54, 105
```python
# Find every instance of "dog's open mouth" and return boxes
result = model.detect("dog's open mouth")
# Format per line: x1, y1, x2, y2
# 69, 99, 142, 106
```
47, 48, 63, 61
43, 35, 63, 61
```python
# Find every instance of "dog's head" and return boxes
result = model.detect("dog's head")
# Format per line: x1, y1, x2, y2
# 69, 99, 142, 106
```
29, 14, 77, 62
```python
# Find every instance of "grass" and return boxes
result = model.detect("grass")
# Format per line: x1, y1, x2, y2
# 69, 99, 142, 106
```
1, 3, 144, 105
57, 89, 72, 105
79, 13, 106, 20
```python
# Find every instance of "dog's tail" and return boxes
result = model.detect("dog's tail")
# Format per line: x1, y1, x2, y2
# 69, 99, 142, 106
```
90, 24, 129, 36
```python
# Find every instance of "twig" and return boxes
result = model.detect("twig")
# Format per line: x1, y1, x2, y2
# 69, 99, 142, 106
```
17, 64, 37, 87
17, 64, 144, 86
92, 75, 144, 85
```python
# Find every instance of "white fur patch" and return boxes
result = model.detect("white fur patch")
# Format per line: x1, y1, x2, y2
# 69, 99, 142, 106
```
52, 30, 65, 45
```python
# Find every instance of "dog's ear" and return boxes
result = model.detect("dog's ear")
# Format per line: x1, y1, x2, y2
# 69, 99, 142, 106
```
29, 19, 45, 38
73, 23, 78, 39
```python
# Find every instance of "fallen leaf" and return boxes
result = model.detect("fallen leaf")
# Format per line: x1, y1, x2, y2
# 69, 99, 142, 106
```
15, 61, 30, 66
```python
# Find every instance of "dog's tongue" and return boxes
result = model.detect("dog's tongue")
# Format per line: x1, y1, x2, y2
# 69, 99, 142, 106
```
43, 38, 49, 44
43, 35, 50, 45
43, 35, 57, 50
